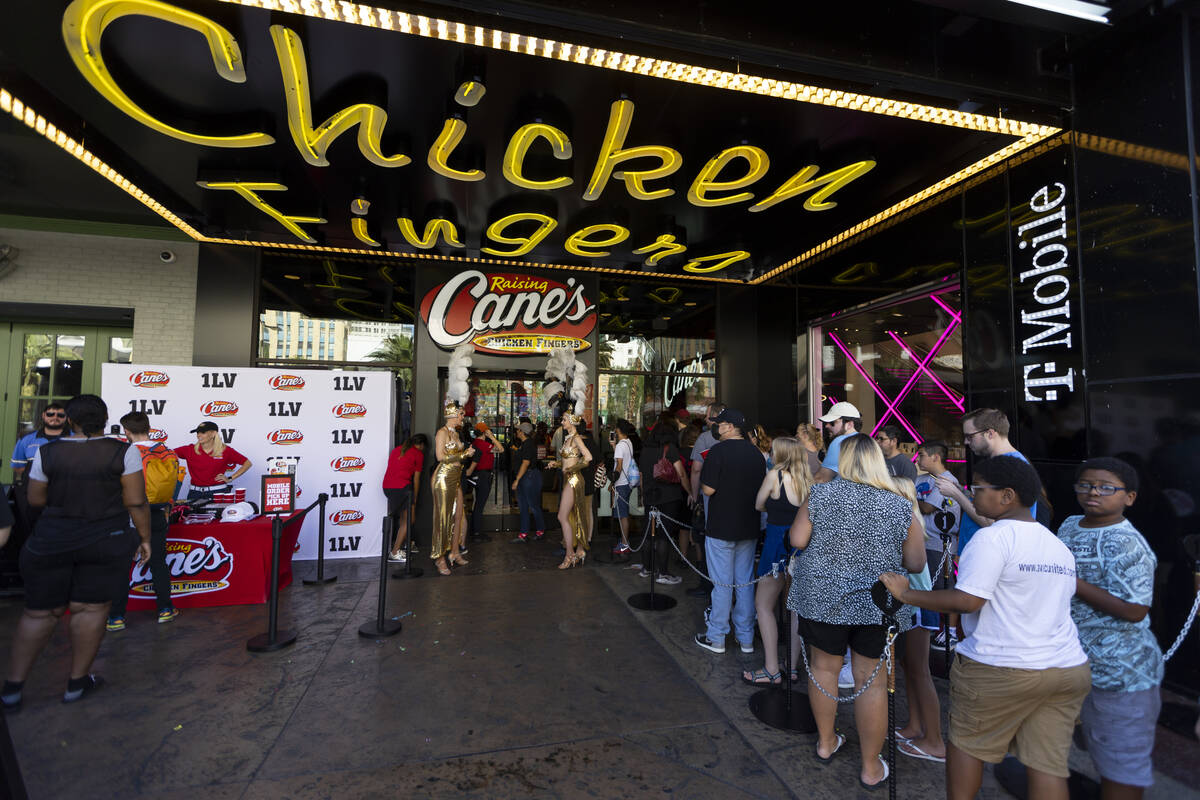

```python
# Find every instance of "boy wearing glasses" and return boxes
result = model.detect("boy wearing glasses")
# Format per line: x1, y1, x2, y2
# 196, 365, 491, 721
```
1057, 457, 1160, 799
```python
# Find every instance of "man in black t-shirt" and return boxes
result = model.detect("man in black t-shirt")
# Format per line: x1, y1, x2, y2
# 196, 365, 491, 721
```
695, 408, 766, 654
510, 423, 545, 541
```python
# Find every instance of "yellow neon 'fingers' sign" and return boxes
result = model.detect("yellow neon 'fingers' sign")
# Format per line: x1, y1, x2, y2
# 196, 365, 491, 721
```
62, 0, 273, 148
749, 160, 876, 213
584, 100, 681, 201
197, 181, 325, 243
632, 234, 687, 267
396, 218, 466, 249
564, 223, 629, 257
503, 123, 574, 190
351, 217, 381, 247
481, 213, 557, 256
428, 118, 485, 181
682, 250, 751, 273
687, 146, 770, 207
270, 25, 410, 168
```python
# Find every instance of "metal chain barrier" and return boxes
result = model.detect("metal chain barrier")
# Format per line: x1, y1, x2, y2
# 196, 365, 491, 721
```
652, 509, 781, 588
794, 627, 895, 703
1163, 586, 1200, 662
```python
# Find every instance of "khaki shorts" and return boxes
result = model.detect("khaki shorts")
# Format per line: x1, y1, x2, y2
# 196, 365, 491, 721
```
949, 655, 1091, 778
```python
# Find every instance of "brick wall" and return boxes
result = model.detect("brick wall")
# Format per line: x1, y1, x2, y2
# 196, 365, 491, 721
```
0, 227, 198, 364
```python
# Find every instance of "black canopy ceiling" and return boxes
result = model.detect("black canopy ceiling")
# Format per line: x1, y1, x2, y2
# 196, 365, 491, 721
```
0, 0, 1093, 283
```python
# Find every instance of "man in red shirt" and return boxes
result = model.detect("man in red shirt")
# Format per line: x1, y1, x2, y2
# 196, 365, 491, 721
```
173, 422, 252, 501
465, 422, 502, 543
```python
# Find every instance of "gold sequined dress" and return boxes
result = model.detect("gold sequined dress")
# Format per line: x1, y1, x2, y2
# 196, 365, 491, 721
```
559, 439, 591, 551
431, 431, 465, 559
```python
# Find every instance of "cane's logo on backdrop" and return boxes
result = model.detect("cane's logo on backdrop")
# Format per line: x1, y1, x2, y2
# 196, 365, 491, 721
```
331, 456, 365, 472
148, 429, 168, 442
330, 509, 365, 525
129, 370, 170, 388
200, 400, 239, 417
332, 403, 367, 418
267, 429, 304, 445
420, 271, 596, 354
128, 537, 233, 598
268, 374, 306, 391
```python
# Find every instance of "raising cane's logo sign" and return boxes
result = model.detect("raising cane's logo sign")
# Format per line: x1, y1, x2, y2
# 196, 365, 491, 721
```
201, 400, 239, 417
267, 429, 304, 445
331, 509, 365, 525
331, 456, 365, 472
128, 537, 234, 598
332, 403, 367, 418
148, 428, 168, 442
420, 270, 596, 354
268, 374, 306, 391
130, 370, 170, 387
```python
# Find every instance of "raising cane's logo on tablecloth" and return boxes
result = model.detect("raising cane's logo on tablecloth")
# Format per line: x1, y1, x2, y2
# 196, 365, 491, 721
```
200, 400, 239, 417
331, 509, 364, 525
148, 429, 168, 442
129, 370, 170, 387
267, 429, 304, 445
332, 403, 367, 418
420, 270, 596, 354
331, 456, 365, 472
129, 537, 234, 598
268, 374, 306, 391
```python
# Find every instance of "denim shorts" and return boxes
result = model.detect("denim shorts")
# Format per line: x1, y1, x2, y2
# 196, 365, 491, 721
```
613, 484, 632, 518
1080, 686, 1160, 787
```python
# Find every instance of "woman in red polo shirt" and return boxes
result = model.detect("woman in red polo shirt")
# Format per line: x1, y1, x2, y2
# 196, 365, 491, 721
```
384, 434, 429, 561
174, 422, 252, 500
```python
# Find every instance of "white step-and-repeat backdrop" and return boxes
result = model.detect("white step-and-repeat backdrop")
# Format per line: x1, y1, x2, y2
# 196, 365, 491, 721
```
101, 364, 393, 560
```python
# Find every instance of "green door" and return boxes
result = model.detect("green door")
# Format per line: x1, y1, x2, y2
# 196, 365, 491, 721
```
0, 323, 133, 483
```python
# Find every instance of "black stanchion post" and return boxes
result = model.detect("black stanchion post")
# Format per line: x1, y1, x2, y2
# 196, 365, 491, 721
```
359, 517, 403, 638
749, 586, 817, 732
248, 516, 299, 652
392, 494, 424, 579
627, 510, 676, 611
871, 580, 902, 800
941, 533, 952, 670
303, 493, 336, 586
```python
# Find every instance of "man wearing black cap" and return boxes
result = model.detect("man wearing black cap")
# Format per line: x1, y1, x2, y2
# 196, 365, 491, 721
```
173, 422, 252, 501
695, 408, 766, 654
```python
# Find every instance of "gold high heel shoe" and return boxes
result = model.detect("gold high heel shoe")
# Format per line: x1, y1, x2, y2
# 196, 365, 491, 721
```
558, 554, 576, 570
449, 551, 469, 566
574, 552, 586, 567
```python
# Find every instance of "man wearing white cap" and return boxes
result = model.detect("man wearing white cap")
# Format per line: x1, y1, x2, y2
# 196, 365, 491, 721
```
813, 401, 862, 484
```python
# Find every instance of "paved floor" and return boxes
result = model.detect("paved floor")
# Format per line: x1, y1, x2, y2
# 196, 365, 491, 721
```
0, 523, 1197, 799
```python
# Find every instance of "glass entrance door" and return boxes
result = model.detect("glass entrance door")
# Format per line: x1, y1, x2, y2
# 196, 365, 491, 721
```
0, 323, 133, 483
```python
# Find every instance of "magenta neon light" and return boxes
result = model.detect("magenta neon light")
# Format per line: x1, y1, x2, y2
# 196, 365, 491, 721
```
826, 332, 924, 444
930, 293, 962, 323
885, 331, 965, 411
868, 318, 959, 437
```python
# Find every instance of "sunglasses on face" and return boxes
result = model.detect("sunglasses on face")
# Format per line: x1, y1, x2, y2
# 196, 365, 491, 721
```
44, 411, 66, 418
1073, 482, 1127, 496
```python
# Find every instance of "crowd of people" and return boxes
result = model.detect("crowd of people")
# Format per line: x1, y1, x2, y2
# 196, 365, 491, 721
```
2, 392, 1182, 799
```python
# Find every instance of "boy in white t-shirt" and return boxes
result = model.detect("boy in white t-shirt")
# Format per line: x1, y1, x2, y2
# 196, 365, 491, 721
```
880, 456, 1090, 800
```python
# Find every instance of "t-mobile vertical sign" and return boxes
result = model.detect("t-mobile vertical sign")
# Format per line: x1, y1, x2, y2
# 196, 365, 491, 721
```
1012, 178, 1082, 404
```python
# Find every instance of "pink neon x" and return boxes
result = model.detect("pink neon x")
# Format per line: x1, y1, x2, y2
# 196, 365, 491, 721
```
885, 331, 965, 412
868, 298, 962, 436
826, 332, 924, 444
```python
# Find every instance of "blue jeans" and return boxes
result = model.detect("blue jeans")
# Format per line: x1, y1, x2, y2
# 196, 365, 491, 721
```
705, 537, 756, 645
517, 470, 544, 533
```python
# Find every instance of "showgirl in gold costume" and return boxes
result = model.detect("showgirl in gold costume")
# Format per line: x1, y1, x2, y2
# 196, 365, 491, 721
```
431, 401, 474, 576
553, 412, 593, 570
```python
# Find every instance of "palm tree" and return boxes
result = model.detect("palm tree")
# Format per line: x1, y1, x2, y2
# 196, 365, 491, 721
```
597, 337, 615, 370
365, 334, 414, 364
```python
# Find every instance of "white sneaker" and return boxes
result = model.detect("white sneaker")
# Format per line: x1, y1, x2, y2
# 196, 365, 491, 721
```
387, 551, 407, 563
655, 573, 682, 585
838, 662, 855, 689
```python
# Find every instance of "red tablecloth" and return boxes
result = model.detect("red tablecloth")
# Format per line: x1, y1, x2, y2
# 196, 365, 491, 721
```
123, 510, 308, 609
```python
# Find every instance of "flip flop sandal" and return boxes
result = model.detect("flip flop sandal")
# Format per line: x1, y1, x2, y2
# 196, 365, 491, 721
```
859, 755, 889, 791
899, 740, 946, 763
893, 728, 914, 742
815, 732, 845, 764
740, 668, 781, 686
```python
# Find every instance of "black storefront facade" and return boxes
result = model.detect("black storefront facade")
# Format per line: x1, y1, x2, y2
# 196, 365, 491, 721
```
2, 1, 1200, 694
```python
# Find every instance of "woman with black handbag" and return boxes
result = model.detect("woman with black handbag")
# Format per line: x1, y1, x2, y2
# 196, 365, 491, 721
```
636, 412, 692, 585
